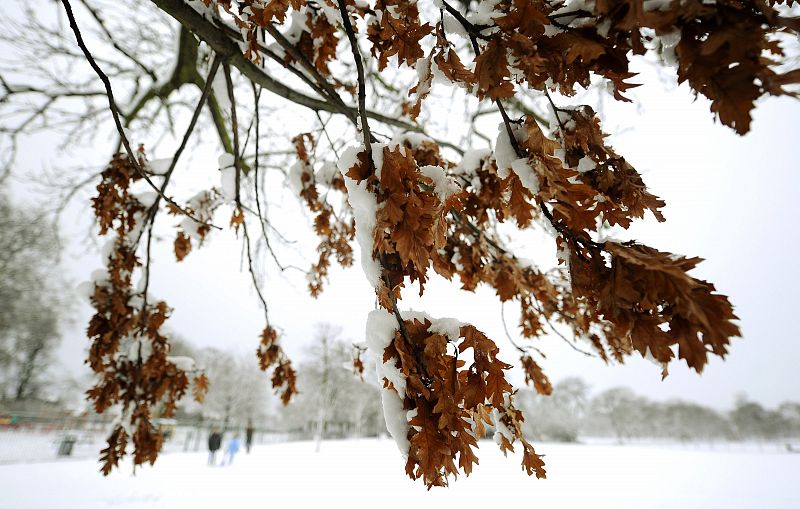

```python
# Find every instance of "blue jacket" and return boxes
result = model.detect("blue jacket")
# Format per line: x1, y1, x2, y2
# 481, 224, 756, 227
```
226, 437, 241, 454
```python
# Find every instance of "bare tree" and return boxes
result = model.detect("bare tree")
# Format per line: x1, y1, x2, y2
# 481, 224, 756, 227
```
197, 347, 269, 430
588, 387, 645, 443
0, 192, 66, 402
279, 323, 381, 449
518, 377, 589, 442
311, 323, 337, 451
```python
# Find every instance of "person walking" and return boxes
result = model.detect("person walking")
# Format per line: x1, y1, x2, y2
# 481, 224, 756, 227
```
223, 433, 242, 466
245, 421, 255, 454
207, 427, 222, 466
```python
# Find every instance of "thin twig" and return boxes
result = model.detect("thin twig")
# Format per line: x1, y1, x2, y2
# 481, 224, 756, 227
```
136, 56, 223, 321
538, 198, 605, 250
159, 55, 221, 193
499, 303, 527, 354
132, 54, 223, 248
226, 62, 270, 325
315, 111, 341, 164
252, 82, 288, 271
76, 0, 159, 81
528, 299, 595, 357
140, 214, 156, 316
336, 0, 375, 157
543, 88, 566, 134
243, 218, 271, 326
441, 1, 491, 49
438, 3, 521, 156
337, 0, 415, 347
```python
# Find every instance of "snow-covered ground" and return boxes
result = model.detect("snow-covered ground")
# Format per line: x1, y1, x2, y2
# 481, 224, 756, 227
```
1, 438, 798, 508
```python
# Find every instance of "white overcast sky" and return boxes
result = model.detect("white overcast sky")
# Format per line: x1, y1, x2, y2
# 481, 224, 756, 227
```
5, 8, 798, 410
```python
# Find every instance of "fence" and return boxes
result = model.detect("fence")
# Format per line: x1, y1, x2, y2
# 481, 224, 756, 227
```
0, 414, 308, 464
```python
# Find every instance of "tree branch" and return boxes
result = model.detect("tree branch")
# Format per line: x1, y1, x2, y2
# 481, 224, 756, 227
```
76, 0, 159, 82
148, 0, 463, 154
336, 0, 374, 159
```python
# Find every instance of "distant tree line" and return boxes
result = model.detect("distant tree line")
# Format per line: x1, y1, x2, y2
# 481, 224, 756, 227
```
8, 301, 795, 449
163, 325, 383, 441
517, 377, 800, 443
2, 322, 382, 441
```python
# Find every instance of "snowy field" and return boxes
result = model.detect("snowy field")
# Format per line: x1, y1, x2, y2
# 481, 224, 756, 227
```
1, 438, 798, 508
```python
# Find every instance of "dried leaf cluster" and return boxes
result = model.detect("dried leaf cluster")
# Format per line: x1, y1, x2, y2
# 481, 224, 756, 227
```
88, 152, 208, 473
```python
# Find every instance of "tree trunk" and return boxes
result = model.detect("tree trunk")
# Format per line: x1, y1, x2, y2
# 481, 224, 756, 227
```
14, 340, 44, 400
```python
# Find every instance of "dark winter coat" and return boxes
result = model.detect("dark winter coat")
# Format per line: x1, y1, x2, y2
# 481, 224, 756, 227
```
208, 432, 222, 452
